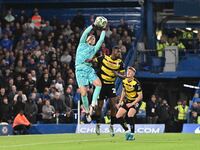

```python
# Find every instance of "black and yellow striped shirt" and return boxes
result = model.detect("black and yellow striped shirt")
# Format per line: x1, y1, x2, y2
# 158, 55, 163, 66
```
122, 78, 142, 102
96, 55, 125, 84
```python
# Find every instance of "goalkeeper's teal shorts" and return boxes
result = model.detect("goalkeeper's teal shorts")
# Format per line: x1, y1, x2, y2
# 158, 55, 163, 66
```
75, 64, 98, 87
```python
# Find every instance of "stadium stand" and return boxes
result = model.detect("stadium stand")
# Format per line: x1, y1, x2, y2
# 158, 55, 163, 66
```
0, 0, 200, 136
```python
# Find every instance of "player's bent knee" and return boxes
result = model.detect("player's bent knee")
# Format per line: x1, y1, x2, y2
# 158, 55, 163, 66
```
93, 78, 102, 87
116, 113, 122, 119
95, 82, 102, 87
128, 111, 136, 118
127, 114, 135, 118
79, 88, 87, 97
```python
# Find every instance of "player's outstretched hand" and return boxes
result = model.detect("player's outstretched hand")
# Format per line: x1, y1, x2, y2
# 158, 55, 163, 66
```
85, 58, 94, 63
93, 16, 108, 30
114, 71, 126, 78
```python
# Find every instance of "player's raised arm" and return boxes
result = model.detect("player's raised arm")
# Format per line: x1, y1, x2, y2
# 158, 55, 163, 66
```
79, 25, 93, 43
94, 30, 106, 52
113, 62, 126, 78
94, 16, 107, 52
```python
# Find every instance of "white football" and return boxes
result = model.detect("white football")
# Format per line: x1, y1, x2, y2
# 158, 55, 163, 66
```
94, 16, 108, 28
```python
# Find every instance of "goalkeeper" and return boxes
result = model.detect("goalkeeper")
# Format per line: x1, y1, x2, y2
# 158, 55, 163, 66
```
75, 16, 107, 122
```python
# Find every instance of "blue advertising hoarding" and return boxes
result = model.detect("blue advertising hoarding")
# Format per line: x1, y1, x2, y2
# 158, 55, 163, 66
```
76, 124, 165, 134
0, 123, 13, 136
135, 124, 165, 134
182, 124, 200, 134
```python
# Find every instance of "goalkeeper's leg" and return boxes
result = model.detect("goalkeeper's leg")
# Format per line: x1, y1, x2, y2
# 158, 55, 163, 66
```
79, 86, 91, 122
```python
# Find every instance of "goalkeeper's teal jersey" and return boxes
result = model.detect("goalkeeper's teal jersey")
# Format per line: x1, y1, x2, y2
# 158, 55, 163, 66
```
75, 25, 105, 67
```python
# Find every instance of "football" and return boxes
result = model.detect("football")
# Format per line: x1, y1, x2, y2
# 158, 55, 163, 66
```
94, 16, 108, 28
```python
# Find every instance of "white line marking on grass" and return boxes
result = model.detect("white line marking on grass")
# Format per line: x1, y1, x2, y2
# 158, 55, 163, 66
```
0, 137, 114, 148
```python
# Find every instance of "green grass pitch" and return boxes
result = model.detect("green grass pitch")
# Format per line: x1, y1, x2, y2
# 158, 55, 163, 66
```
0, 133, 199, 150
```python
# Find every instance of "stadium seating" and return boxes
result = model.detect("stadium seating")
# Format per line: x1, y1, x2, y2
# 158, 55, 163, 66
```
177, 54, 200, 71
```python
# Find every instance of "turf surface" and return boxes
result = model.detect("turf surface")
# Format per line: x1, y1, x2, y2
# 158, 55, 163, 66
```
0, 133, 199, 150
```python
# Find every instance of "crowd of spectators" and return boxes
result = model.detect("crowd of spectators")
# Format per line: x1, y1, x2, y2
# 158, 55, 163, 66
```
135, 28, 200, 73
0, 8, 133, 124
143, 93, 200, 132
190, 92, 200, 124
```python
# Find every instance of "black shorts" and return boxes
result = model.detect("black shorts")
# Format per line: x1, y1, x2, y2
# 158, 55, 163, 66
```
99, 83, 117, 100
121, 100, 142, 113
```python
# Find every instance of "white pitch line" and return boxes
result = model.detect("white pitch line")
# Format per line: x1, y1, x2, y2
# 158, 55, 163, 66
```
0, 137, 113, 148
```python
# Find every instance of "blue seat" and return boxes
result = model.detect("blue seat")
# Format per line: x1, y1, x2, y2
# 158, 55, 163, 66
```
150, 57, 163, 73
193, 97, 200, 103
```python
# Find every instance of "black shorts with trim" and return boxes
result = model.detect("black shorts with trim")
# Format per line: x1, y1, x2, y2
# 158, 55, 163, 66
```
121, 100, 142, 113
99, 83, 116, 100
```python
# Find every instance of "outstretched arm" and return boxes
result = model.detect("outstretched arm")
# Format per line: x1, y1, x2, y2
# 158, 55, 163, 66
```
94, 30, 106, 53
114, 71, 126, 79
79, 25, 93, 43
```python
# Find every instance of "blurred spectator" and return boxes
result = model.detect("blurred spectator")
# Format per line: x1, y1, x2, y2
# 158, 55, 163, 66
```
24, 93, 38, 124
190, 102, 200, 124
64, 85, 74, 109
37, 73, 51, 93
14, 74, 25, 90
42, 100, 55, 123
40, 87, 50, 101
42, 21, 53, 35
8, 85, 17, 103
15, 60, 26, 75
0, 87, 6, 104
13, 90, 27, 103
31, 69, 37, 82
65, 105, 74, 123
105, 25, 112, 38
174, 100, 189, 132
36, 98, 43, 123
118, 39, 127, 58
25, 73, 36, 95
136, 101, 146, 123
104, 110, 111, 124
51, 92, 66, 116
146, 94, 159, 124
13, 90, 27, 117
101, 42, 110, 56
0, 97, 12, 123
6, 77, 15, 92
156, 35, 168, 57
157, 99, 172, 132
4, 9, 15, 23
118, 18, 128, 32
31, 10, 42, 29
0, 34, 13, 51
123, 33, 132, 50
110, 28, 120, 47
12, 111, 31, 135
63, 24, 73, 37
71, 11, 85, 30
60, 51, 72, 65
